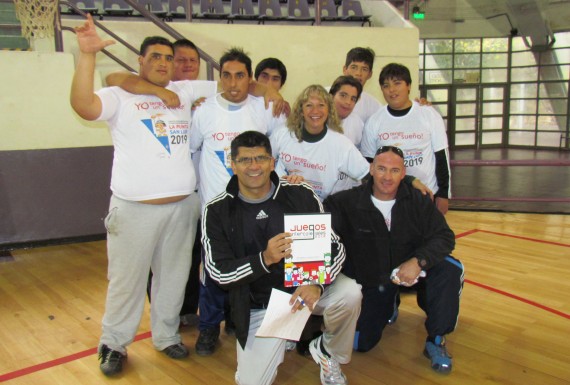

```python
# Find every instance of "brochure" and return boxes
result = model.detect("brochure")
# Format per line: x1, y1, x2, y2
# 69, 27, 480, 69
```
283, 213, 331, 287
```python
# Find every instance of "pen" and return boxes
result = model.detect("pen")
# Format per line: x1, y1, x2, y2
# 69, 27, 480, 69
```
296, 297, 305, 307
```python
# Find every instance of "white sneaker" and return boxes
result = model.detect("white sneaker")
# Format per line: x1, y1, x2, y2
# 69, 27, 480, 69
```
285, 340, 297, 351
309, 336, 347, 385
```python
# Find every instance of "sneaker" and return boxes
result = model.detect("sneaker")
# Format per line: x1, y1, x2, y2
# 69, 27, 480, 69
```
195, 327, 220, 356
162, 343, 189, 359
98, 344, 126, 376
424, 336, 452, 373
285, 340, 297, 351
309, 336, 347, 385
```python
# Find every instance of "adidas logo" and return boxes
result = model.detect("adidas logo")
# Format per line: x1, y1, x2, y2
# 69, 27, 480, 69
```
256, 210, 269, 220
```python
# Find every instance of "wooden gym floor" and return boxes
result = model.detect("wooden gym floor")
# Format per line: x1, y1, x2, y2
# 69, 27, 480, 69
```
1, 210, 569, 384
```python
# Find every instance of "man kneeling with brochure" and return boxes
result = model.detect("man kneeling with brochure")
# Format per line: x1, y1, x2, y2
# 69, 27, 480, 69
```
202, 131, 361, 385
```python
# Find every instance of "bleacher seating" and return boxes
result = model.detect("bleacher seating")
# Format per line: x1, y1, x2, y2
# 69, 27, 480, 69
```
317, 0, 341, 22
58, 0, 373, 26
286, 0, 314, 24
167, 0, 192, 18
103, 0, 134, 16
65, 0, 100, 15
257, 0, 285, 24
195, 0, 230, 20
340, 0, 371, 26
228, 0, 257, 23
138, 0, 168, 17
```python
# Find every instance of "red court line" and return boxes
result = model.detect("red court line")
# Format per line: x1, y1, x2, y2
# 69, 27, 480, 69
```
455, 229, 479, 239
0, 331, 152, 382
465, 279, 570, 320
1, 229, 567, 382
457, 228, 570, 319
475, 229, 570, 248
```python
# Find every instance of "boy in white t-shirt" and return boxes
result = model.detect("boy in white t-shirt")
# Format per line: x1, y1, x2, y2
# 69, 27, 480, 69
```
329, 75, 364, 149
342, 47, 382, 124
361, 63, 451, 215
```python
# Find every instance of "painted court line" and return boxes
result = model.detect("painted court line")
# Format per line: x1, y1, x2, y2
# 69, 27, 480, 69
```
0, 332, 152, 382
1, 229, 568, 382
456, 228, 570, 320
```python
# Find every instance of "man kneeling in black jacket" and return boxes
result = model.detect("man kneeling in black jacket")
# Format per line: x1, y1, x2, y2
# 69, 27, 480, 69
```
325, 145, 464, 374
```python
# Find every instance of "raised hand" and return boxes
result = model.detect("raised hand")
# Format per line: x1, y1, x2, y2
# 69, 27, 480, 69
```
74, 13, 115, 54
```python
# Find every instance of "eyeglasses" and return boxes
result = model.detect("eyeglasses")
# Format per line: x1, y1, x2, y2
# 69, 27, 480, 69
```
375, 146, 404, 159
233, 155, 273, 166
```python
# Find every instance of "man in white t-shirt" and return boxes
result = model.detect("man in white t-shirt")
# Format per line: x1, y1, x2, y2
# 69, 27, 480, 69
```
361, 63, 451, 215
70, 15, 209, 376
173, 38, 201, 81
190, 47, 286, 356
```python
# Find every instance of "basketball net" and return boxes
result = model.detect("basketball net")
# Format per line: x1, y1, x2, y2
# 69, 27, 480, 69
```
14, 0, 58, 41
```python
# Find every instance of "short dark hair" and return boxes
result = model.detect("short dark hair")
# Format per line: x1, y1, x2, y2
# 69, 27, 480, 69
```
231, 131, 272, 159
344, 47, 375, 71
220, 47, 253, 77
254, 57, 287, 86
140, 36, 173, 57
329, 75, 363, 101
379, 63, 412, 86
173, 38, 200, 59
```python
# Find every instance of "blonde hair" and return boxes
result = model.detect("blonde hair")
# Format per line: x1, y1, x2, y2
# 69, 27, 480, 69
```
286, 84, 343, 142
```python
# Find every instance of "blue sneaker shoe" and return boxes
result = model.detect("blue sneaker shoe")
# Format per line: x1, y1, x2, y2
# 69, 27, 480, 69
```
423, 336, 452, 373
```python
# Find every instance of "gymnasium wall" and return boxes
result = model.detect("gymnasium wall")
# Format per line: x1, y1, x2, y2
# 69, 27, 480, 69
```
0, 20, 419, 247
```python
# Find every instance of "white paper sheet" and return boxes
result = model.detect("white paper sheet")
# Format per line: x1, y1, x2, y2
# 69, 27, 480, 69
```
255, 288, 313, 341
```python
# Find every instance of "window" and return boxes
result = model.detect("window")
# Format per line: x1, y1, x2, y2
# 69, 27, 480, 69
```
419, 32, 570, 149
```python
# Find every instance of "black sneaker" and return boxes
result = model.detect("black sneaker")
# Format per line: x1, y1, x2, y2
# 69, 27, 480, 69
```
162, 343, 189, 359
195, 327, 220, 356
98, 344, 126, 376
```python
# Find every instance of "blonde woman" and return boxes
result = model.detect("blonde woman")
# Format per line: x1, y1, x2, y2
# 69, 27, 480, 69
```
270, 85, 369, 200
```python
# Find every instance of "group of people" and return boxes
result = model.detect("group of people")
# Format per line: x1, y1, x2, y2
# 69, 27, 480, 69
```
70, 14, 464, 385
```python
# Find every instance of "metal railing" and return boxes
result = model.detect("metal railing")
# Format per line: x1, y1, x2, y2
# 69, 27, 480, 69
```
55, 0, 219, 79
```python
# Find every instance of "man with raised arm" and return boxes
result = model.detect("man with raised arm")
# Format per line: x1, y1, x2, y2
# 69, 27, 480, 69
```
70, 15, 206, 376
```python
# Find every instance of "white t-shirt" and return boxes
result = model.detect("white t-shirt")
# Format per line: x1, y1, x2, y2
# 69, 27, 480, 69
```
352, 91, 382, 124
371, 196, 395, 230
96, 80, 216, 201
341, 113, 365, 149
190, 94, 285, 205
361, 101, 449, 194
270, 127, 369, 200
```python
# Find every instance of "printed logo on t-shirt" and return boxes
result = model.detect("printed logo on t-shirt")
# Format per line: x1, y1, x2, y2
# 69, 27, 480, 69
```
141, 114, 190, 155
256, 210, 269, 220
215, 147, 234, 176
379, 131, 424, 142
142, 116, 170, 153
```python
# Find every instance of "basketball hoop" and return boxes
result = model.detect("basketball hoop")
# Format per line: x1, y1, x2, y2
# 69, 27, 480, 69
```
14, 0, 58, 41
